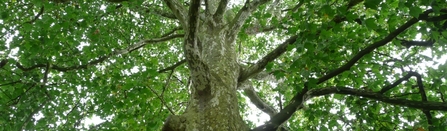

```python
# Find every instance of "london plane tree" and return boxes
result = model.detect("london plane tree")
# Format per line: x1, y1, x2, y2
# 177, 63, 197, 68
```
1, 0, 447, 130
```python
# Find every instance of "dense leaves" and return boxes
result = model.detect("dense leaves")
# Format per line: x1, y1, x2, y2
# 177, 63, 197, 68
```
1, 0, 447, 130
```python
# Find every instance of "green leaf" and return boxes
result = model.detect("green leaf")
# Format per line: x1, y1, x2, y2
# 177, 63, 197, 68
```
0, 11, 8, 20
266, 62, 274, 71
409, 6, 423, 18
364, 0, 381, 10
364, 18, 378, 29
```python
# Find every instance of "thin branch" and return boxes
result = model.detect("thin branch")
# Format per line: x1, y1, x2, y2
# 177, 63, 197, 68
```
439, 89, 446, 102
379, 71, 417, 94
15, 34, 183, 72
316, 9, 435, 85
25, 6, 44, 24
161, 27, 182, 37
66, 100, 81, 116
7, 83, 36, 106
88, 120, 110, 131
347, 0, 364, 9
228, 0, 271, 37
278, 92, 283, 110
142, 5, 177, 19
245, 25, 279, 35
281, 1, 304, 12
41, 63, 50, 87
20, 99, 48, 130
0, 83, 14, 99
0, 59, 7, 68
158, 59, 186, 73
148, 86, 176, 115
162, 70, 175, 97
0, 80, 21, 87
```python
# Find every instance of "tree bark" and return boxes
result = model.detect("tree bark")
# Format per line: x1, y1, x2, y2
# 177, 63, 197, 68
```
163, 16, 249, 131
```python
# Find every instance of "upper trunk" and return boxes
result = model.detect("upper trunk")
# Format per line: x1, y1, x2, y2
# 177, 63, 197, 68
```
162, 18, 248, 131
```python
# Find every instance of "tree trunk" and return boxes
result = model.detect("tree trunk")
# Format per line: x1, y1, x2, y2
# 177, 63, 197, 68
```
162, 17, 248, 130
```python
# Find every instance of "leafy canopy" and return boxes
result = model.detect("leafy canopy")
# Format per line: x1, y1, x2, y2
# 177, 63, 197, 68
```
1, 0, 447, 130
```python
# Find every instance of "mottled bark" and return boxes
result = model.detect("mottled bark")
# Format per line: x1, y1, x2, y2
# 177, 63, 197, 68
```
163, 11, 248, 131
160, 0, 273, 130
165, 26, 248, 131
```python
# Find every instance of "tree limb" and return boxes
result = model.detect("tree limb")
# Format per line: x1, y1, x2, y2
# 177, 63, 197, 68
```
239, 2, 367, 84
213, 0, 229, 21
15, 34, 184, 72
252, 9, 444, 131
412, 72, 433, 125
149, 86, 176, 115
25, 6, 44, 24
242, 81, 277, 117
252, 85, 447, 131
316, 9, 436, 84
245, 25, 279, 35
310, 87, 447, 111
238, 35, 298, 83
158, 59, 186, 73
182, 0, 217, 93
162, 0, 188, 27
399, 40, 434, 48
142, 6, 178, 19
251, 86, 308, 131
379, 71, 417, 94
228, 0, 271, 37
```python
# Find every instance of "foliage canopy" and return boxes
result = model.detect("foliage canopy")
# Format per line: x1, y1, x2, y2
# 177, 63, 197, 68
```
1, 0, 447, 130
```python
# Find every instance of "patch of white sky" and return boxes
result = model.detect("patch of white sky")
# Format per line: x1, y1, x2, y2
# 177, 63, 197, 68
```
1, 1, 445, 130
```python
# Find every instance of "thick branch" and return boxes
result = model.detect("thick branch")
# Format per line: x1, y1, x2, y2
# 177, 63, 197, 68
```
162, 0, 188, 26
16, 34, 183, 72
187, 0, 201, 39
310, 87, 447, 111
242, 81, 277, 117
252, 9, 443, 131
238, 35, 298, 83
316, 9, 435, 84
213, 0, 229, 21
183, 0, 214, 93
412, 72, 433, 125
251, 86, 308, 131
240, 2, 367, 83
399, 40, 434, 48
252, 85, 447, 131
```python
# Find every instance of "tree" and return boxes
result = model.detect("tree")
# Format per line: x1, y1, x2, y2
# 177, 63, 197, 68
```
1, 0, 447, 130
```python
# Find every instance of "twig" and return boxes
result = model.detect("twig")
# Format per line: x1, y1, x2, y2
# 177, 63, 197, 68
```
148, 86, 175, 115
